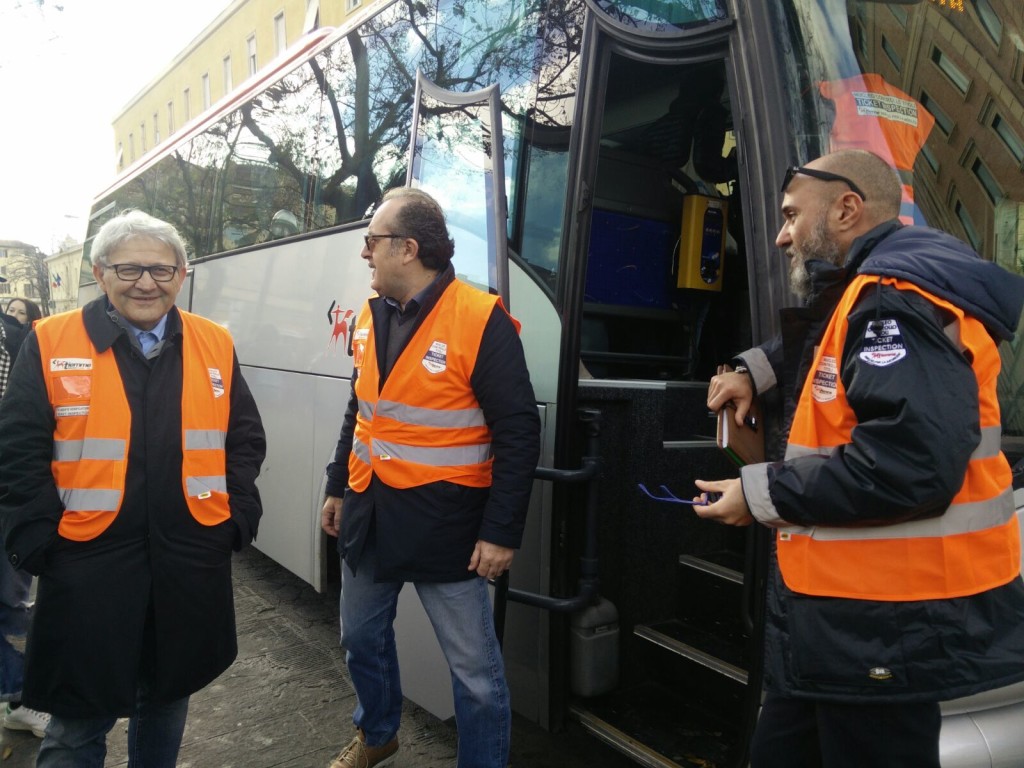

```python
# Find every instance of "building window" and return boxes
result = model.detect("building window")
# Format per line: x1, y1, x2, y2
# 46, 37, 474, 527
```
153, 112, 160, 145
247, 35, 258, 76
274, 12, 286, 55
183, 88, 192, 121
972, 0, 1002, 46
304, 0, 319, 31
971, 157, 1002, 203
140, 122, 147, 151
129, 133, 136, 162
954, 200, 982, 250
167, 101, 175, 135
888, 4, 908, 26
223, 55, 233, 94
930, 47, 970, 95
920, 91, 954, 135
991, 114, 1024, 164
920, 143, 939, 174
117, 142, 124, 170
202, 73, 211, 109
882, 36, 902, 72
348, 0, 362, 10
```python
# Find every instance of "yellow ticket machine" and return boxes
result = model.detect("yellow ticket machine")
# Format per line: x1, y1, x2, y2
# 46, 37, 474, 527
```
677, 195, 727, 291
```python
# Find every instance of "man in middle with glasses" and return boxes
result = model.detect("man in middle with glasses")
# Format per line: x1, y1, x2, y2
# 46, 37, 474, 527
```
695, 149, 1024, 767
321, 187, 540, 768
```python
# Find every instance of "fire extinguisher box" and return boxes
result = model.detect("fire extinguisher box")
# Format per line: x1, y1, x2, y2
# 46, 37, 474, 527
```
677, 195, 727, 292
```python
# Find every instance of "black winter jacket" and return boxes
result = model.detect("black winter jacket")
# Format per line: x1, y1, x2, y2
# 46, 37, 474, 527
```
738, 222, 1024, 703
0, 298, 266, 716
325, 265, 540, 582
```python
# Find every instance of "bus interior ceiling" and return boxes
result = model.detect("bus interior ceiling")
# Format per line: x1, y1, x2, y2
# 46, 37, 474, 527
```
565, 54, 759, 767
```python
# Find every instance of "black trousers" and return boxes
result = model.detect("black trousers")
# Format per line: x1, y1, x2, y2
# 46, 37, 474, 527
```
750, 693, 941, 768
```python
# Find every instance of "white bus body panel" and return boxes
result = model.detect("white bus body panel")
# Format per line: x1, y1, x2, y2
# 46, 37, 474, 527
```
186, 229, 368, 590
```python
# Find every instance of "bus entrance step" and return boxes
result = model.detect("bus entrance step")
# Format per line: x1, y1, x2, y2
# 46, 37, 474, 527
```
675, 552, 746, 625
569, 681, 737, 768
634, 621, 747, 684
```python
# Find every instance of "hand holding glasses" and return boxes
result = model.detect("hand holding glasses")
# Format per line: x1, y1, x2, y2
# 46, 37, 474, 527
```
638, 483, 721, 506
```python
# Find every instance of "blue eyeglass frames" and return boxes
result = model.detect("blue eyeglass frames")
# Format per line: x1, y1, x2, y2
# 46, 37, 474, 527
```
637, 483, 720, 506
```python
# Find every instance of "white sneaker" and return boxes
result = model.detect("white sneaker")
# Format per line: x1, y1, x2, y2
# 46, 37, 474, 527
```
3, 703, 50, 738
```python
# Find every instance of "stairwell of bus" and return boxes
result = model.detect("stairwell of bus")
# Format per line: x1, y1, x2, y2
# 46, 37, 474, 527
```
565, 52, 760, 768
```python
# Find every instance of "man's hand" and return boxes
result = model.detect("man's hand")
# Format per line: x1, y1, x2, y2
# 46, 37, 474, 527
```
708, 364, 754, 429
692, 478, 754, 526
468, 540, 515, 580
321, 495, 343, 537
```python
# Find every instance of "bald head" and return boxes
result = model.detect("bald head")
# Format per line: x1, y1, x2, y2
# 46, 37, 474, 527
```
776, 150, 903, 301
808, 149, 902, 227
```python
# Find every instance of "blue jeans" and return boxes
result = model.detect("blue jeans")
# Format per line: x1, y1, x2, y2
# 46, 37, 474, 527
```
0, 558, 33, 702
36, 696, 189, 768
340, 545, 510, 768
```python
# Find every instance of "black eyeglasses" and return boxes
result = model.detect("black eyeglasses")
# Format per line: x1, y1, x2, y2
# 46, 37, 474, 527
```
363, 233, 410, 249
781, 166, 867, 201
103, 264, 180, 282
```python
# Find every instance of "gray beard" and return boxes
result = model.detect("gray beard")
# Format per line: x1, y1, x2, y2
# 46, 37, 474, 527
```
788, 219, 841, 302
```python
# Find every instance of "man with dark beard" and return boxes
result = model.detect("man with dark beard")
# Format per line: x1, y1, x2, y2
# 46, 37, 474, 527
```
696, 150, 1024, 767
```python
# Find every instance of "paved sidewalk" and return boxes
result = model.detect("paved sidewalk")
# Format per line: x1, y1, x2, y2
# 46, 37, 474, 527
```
1, 546, 635, 767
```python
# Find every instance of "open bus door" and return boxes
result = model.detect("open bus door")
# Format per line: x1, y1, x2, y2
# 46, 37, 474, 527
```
385, 70, 513, 721
546, 16, 767, 767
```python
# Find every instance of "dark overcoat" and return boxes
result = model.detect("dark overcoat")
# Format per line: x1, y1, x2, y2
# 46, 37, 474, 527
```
0, 298, 266, 717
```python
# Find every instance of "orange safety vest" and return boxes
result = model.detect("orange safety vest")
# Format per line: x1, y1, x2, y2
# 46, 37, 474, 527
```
778, 274, 1019, 601
348, 280, 519, 492
819, 73, 935, 225
37, 309, 235, 541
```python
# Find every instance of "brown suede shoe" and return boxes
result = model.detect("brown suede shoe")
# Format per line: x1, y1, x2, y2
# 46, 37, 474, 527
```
328, 728, 399, 768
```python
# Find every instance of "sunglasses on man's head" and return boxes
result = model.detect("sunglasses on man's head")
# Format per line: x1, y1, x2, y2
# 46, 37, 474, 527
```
781, 166, 867, 201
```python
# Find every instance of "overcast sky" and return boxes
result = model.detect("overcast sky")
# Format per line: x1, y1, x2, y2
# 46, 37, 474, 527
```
0, 0, 227, 251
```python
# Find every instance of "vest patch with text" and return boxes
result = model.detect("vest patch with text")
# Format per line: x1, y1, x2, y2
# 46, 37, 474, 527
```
811, 355, 838, 403
209, 367, 225, 398
422, 340, 448, 374
859, 318, 907, 367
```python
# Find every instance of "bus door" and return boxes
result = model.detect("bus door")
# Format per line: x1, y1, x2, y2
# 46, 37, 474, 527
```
407, 69, 509, 303
554, 9, 763, 767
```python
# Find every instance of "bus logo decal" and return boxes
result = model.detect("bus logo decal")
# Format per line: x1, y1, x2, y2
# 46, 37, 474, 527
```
327, 302, 356, 354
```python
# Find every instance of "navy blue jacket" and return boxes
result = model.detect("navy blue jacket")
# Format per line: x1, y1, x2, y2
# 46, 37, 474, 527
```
740, 222, 1024, 703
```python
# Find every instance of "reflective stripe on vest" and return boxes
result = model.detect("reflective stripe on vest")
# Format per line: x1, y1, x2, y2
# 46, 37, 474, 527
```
777, 273, 1019, 601
348, 281, 515, 491
37, 309, 235, 540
